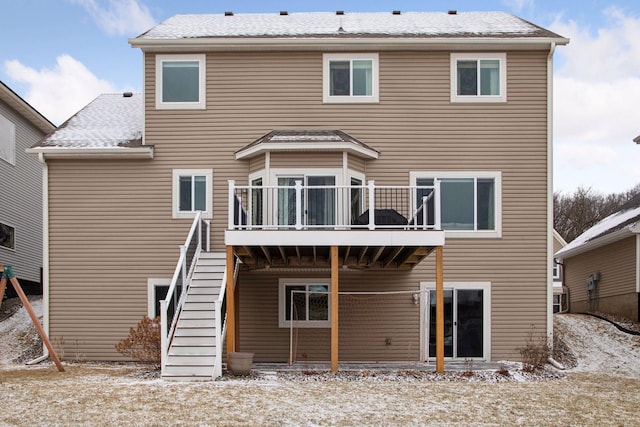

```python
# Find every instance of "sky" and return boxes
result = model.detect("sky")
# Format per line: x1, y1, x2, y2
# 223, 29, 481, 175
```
1, 0, 639, 195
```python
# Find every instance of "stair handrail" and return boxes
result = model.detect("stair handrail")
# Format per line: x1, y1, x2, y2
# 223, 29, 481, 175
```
160, 211, 208, 374
213, 255, 240, 378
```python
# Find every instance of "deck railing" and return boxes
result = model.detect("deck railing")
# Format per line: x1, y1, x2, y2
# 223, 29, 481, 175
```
228, 180, 441, 231
160, 211, 210, 374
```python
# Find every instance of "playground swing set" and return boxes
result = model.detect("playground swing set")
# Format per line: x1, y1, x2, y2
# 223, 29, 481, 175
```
0, 264, 64, 372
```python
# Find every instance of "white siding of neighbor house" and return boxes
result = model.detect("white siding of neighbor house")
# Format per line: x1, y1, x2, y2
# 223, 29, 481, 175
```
0, 99, 46, 283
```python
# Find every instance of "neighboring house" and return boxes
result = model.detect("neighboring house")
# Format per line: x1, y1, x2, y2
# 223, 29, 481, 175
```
555, 192, 640, 321
552, 229, 568, 313
0, 81, 55, 294
28, 11, 567, 380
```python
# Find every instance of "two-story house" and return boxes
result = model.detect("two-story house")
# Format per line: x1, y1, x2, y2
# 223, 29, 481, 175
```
1, 81, 55, 295
28, 11, 567, 380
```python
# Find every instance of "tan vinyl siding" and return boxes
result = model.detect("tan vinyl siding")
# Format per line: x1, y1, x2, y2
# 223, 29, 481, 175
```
248, 156, 265, 175
48, 48, 550, 360
347, 154, 366, 174
564, 236, 637, 318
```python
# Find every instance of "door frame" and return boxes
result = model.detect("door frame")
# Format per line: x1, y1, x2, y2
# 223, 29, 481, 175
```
420, 281, 491, 361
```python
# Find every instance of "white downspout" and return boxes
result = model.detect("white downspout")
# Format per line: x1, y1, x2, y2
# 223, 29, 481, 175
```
28, 153, 50, 364
546, 42, 557, 340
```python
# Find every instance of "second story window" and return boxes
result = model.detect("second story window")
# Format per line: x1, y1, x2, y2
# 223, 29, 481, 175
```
156, 54, 206, 109
172, 169, 212, 219
450, 53, 506, 103
323, 53, 379, 103
411, 171, 502, 238
0, 113, 16, 166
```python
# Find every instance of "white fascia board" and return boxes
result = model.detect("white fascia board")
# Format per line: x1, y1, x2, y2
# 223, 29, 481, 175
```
225, 229, 445, 247
25, 146, 154, 159
554, 227, 633, 260
235, 142, 379, 160
130, 37, 569, 52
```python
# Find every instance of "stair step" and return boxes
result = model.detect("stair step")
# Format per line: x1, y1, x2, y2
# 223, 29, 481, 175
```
166, 355, 216, 365
181, 302, 217, 311
169, 346, 216, 356
175, 318, 215, 328
188, 287, 221, 295
198, 252, 226, 259
185, 294, 219, 303
174, 327, 217, 337
192, 273, 224, 281
172, 336, 215, 346
178, 310, 216, 320
164, 365, 215, 376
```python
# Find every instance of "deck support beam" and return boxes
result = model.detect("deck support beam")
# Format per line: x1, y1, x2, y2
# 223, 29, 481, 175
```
331, 245, 339, 372
435, 245, 444, 373
226, 245, 236, 358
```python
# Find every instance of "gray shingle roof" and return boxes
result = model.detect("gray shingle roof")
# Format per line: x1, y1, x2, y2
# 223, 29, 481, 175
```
32, 93, 143, 149
136, 11, 562, 40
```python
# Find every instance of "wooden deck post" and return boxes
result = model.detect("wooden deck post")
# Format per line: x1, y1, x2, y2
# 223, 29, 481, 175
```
226, 245, 236, 358
435, 245, 444, 373
330, 245, 339, 372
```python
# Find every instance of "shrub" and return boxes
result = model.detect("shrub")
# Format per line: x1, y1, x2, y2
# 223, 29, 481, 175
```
518, 326, 550, 373
115, 316, 161, 366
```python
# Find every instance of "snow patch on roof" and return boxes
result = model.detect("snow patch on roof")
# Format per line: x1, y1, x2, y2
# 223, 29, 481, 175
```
556, 205, 640, 257
139, 11, 554, 40
35, 94, 143, 149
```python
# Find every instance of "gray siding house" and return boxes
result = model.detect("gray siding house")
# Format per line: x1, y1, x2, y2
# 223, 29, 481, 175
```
0, 81, 55, 290
28, 11, 567, 380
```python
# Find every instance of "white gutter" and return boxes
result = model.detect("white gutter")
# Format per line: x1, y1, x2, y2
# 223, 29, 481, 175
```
25, 146, 154, 159
130, 36, 570, 51
547, 41, 556, 340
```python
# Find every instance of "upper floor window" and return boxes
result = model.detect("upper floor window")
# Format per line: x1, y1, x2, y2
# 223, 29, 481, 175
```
450, 53, 506, 103
156, 54, 206, 109
323, 53, 379, 103
0, 222, 15, 250
411, 171, 502, 238
0, 113, 16, 165
172, 169, 212, 219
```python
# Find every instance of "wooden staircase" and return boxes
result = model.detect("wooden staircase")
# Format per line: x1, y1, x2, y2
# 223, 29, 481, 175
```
162, 252, 225, 381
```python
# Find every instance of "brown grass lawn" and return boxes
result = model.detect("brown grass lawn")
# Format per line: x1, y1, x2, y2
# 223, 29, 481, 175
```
1, 364, 639, 426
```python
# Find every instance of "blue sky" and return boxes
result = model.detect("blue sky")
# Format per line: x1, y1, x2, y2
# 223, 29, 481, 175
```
1, 0, 639, 195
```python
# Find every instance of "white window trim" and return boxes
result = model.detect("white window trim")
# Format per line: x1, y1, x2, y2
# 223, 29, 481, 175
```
279, 278, 331, 328
0, 221, 16, 252
156, 54, 206, 110
172, 169, 213, 219
409, 171, 502, 238
0, 113, 16, 166
420, 281, 491, 361
147, 278, 171, 318
450, 53, 507, 103
552, 261, 561, 280
323, 53, 379, 104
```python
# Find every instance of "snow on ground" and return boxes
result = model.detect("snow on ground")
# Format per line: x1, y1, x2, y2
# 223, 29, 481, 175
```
554, 313, 640, 378
1, 306, 640, 425
0, 297, 42, 365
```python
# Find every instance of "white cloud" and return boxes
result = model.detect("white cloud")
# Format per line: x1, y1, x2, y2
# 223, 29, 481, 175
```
71, 0, 156, 36
551, 8, 640, 193
4, 55, 119, 125
502, 0, 534, 13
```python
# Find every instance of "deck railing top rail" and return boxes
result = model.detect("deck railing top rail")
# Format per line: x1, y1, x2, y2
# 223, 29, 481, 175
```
228, 180, 441, 231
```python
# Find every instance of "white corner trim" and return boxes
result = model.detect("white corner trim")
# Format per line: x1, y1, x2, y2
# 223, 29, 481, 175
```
547, 42, 556, 339
39, 154, 50, 357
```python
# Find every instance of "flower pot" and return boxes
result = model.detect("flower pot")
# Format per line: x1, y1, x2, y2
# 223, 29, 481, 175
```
228, 352, 254, 375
